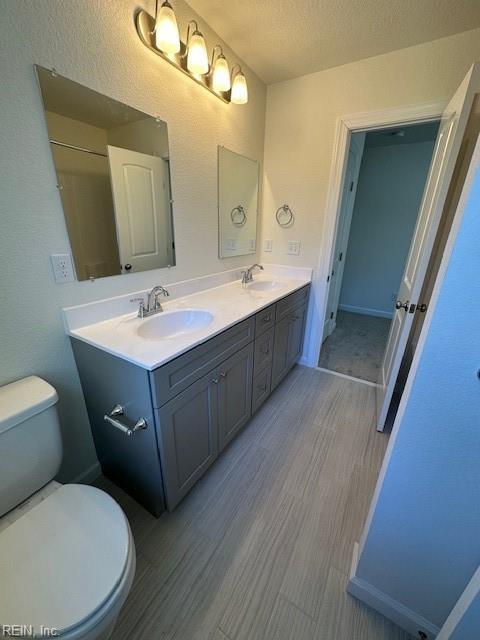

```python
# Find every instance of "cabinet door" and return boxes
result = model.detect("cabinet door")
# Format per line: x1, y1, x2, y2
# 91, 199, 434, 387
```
156, 371, 218, 510
218, 343, 254, 452
271, 314, 291, 390
287, 302, 307, 366
271, 303, 307, 390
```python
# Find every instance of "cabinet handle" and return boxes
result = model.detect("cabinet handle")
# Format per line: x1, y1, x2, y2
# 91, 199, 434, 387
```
257, 384, 267, 392
104, 404, 147, 437
262, 314, 271, 322
220, 371, 227, 378
260, 347, 270, 355
211, 377, 219, 384
291, 314, 299, 321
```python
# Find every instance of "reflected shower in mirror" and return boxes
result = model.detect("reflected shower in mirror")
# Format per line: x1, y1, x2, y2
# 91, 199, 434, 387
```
35, 65, 176, 280
218, 146, 259, 258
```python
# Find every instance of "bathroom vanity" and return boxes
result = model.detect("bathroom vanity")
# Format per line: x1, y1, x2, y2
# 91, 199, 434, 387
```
66, 269, 311, 516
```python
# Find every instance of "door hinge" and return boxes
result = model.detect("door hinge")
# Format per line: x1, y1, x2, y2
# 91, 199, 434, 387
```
330, 312, 334, 320
349, 181, 354, 192
409, 303, 428, 314
339, 251, 343, 262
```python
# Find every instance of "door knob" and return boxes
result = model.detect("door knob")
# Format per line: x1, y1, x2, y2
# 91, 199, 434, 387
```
395, 300, 409, 312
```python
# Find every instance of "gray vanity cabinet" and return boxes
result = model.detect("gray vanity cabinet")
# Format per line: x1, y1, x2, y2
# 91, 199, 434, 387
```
70, 339, 166, 517
71, 284, 310, 516
155, 342, 253, 509
217, 343, 254, 452
155, 370, 219, 510
271, 299, 308, 390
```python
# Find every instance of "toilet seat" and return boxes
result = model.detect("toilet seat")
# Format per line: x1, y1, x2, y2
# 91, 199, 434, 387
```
0, 484, 133, 638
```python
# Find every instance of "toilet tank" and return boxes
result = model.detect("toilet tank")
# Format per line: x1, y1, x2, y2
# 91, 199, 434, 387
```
0, 376, 63, 517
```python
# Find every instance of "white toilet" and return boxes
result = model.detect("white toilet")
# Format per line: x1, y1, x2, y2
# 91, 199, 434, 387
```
0, 376, 136, 639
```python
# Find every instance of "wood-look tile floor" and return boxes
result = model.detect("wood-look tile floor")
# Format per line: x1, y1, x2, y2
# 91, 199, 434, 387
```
97, 366, 411, 640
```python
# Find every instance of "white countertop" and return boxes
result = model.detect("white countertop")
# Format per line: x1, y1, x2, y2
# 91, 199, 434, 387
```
63, 265, 312, 371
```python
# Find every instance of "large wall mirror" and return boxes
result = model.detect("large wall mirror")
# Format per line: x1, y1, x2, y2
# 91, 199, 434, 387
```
35, 65, 176, 280
218, 146, 259, 258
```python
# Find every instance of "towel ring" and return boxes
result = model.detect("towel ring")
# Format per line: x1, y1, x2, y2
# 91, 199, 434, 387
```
231, 205, 247, 226
276, 204, 294, 227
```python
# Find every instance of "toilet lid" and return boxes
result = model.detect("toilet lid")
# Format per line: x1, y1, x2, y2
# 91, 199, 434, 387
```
0, 484, 130, 635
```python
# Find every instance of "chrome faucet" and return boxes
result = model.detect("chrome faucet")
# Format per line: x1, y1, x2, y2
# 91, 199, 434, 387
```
241, 263, 264, 284
131, 285, 170, 318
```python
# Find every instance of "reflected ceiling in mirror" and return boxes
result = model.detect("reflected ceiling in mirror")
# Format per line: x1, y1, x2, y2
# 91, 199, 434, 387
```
218, 146, 259, 258
35, 65, 176, 280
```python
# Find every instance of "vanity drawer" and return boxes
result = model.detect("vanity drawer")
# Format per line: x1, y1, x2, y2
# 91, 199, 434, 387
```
253, 327, 274, 376
255, 304, 276, 337
252, 366, 272, 414
150, 316, 255, 408
275, 285, 310, 322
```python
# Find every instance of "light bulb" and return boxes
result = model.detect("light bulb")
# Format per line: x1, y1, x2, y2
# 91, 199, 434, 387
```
155, 1, 180, 54
212, 54, 231, 92
231, 71, 248, 104
187, 31, 209, 75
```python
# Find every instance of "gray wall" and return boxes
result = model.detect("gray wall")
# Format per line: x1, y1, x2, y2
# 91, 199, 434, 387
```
339, 140, 435, 317
354, 151, 480, 629
0, 0, 266, 482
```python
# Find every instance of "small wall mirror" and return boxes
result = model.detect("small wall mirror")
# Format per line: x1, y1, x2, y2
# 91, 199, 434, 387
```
35, 65, 176, 280
218, 146, 259, 258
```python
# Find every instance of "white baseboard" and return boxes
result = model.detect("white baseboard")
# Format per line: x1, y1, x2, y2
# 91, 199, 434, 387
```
347, 542, 440, 638
339, 304, 393, 320
72, 461, 102, 485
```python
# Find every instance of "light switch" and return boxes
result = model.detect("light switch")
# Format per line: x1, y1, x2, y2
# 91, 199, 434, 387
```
264, 239, 273, 252
287, 241, 301, 256
226, 239, 237, 251
51, 253, 75, 283
249, 238, 256, 251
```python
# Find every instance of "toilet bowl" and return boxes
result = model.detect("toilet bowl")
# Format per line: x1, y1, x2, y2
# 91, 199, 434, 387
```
0, 376, 135, 639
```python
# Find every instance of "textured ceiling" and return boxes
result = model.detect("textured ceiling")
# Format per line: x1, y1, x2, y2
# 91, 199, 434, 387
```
186, 0, 480, 84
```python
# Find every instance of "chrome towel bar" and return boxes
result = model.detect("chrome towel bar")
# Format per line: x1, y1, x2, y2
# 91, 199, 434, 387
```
104, 404, 147, 437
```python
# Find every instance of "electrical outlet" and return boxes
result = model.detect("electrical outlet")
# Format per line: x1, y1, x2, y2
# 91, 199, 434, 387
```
51, 253, 75, 283
264, 239, 273, 252
287, 241, 301, 256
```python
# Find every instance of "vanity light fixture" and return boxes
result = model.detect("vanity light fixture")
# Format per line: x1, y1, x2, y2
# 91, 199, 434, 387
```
135, 4, 248, 105
185, 21, 209, 75
154, 0, 180, 54
211, 46, 231, 93
231, 66, 248, 105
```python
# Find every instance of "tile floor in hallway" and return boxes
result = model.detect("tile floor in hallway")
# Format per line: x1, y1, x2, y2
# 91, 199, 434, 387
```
97, 366, 411, 640
319, 311, 391, 383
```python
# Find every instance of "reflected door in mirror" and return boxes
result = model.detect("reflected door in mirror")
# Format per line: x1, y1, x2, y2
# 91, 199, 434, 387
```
108, 146, 174, 272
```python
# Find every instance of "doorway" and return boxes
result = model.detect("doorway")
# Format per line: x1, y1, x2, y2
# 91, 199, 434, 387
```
319, 121, 440, 382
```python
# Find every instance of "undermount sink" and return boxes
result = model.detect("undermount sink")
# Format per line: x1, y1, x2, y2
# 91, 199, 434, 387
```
247, 280, 284, 292
136, 309, 214, 340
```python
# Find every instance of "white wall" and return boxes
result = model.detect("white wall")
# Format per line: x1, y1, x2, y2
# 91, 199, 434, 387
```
352, 146, 480, 631
261, 28, 480, 364
0, 0, 266, 481
339, 140, 435, 317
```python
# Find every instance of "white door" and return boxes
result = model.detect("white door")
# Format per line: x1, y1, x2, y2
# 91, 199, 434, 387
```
108, 145, 171, 273
323, 133, 365, 340
376, 63, 480, 431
